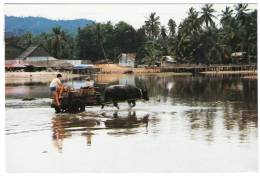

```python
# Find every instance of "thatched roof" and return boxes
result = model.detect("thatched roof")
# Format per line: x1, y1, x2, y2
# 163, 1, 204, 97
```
17, 45, 40, 59
26, 60, 73, 69
17, 44, 50, 59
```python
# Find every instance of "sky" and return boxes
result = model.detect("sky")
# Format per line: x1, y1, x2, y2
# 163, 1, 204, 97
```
4, 3, 257, 29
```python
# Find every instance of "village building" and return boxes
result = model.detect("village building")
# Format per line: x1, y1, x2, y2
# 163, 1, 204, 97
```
119, 75, 136, 86
118, 53, 136, 68
231, 52, 249, 64
16, 44, 56, 61
160, 56, 177, 67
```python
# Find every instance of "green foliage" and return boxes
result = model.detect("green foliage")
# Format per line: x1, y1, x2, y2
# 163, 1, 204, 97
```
5, 4, 257, 64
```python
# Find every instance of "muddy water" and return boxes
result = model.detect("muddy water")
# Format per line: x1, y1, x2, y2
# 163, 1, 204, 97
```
5, 74, 258, 172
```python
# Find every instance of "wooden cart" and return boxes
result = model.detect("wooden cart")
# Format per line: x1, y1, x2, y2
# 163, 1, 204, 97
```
51, 87, 102, 113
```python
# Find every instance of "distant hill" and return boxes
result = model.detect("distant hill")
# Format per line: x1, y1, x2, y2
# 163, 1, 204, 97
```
5, 16, 94, 37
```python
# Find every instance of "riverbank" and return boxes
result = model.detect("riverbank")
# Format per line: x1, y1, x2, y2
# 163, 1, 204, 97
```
95, 64, 257, 75
200, 70, 257, 75
5, 71, 79, 85
95, 64, 161, 74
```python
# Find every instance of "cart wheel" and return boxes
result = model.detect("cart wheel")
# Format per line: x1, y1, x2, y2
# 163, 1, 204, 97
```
55, 106, 61, 113
70, 100, 85, 113
79, 104, 85, 112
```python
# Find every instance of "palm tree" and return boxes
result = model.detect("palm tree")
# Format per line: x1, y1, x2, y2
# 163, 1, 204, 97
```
176, 7, 202, 63
144, 12, 161, 40
51, 27, 72, 59
159, 26, 169, 55
168, 19, 176, 37
234, 4, 250, 26
200, 4, 216, 28
160, 26, 167, 40
220, 6, 234, 26
187, 7, 202, 34
51, 27, 63, 58
95, 23, 108, 63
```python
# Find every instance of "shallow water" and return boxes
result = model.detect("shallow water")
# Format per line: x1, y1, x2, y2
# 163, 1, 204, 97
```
5, 74, 258, 172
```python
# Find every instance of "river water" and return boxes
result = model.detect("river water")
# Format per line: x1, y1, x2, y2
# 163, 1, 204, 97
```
5, 74, 258, 173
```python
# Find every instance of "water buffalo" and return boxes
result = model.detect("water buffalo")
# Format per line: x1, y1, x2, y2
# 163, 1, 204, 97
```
101, 85, 149, 109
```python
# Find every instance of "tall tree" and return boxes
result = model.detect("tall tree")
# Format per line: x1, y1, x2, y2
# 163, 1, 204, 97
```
50, 27, 73, 59
95, 23, 108, 62
114, 21, 138, 55
200, 4, 217, 28
168, 19, 176, 37
220, 6, 234, 25
144, 12, 161, 40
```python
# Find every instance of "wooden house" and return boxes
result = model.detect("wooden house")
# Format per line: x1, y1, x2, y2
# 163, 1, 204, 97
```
160, 56, 177, 67
16, 44, 56, 61
231, 52, 248, 64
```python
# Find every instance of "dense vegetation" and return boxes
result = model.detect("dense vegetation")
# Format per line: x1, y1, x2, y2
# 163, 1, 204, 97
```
5, 4, 257, 65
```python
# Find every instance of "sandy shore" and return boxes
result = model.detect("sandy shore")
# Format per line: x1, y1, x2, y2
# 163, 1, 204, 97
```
5, 71, 79, 85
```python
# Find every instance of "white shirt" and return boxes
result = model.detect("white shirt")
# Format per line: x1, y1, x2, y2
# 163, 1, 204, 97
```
50, 78, 62, 88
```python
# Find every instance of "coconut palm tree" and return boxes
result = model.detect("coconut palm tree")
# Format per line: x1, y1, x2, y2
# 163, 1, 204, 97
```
176, 7, 202, 63
200, 4, 216, 28
234, 4, 250, 26
168, 19, 176, 37
51, 27, 63, 58
233, 4, 251, 56
50, 27, 71, 59
220, 6, 234, 26
144, 12, 161, 40
95, 23, 108, 63
187, 7, 202, 34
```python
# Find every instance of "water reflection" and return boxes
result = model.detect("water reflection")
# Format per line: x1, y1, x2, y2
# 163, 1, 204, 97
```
51, 110, 149, 151
52, 113, 101, 152
104, 111, 149, 128
184, 109, 217, 142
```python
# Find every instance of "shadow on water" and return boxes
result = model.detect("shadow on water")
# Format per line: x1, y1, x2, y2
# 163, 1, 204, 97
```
51, 110, 150, 152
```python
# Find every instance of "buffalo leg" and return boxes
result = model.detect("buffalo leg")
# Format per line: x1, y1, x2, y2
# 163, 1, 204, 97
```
131, 100, 136, 107
128, 100, 132, 107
